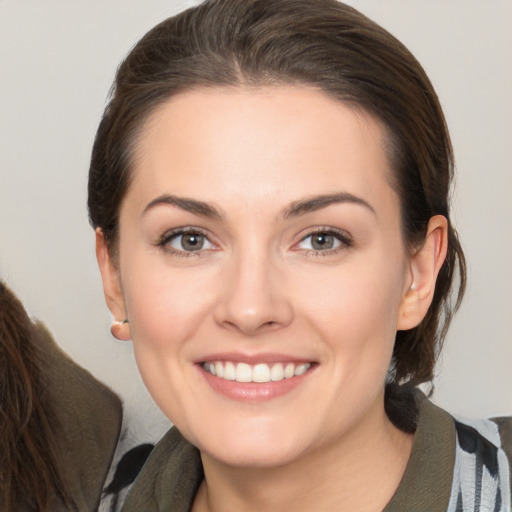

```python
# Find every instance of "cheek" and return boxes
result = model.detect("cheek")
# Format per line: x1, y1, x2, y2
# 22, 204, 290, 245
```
295, 252, 406, 359
121, 263, 216, 420
308, 262, 403, 312
121, 253, 216, 348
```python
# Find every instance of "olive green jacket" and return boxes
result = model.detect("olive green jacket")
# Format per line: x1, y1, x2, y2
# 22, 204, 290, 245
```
24, 325, 122, 512
121, 395, 512, 512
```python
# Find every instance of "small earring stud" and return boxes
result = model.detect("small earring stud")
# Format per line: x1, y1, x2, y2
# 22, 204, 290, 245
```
410, 282, 417, 291
112, 319, 129, 326
110, 318, 129, 340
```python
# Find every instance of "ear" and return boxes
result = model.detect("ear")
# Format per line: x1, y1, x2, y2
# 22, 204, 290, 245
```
95, 228, 131, 341
397, 215, 448, 331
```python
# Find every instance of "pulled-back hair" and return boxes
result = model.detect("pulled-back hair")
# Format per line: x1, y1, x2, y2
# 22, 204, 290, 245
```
88, 0, 465, 389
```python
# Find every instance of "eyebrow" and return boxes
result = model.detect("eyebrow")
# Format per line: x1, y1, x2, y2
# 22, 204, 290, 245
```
282, 192, 376, 218
142, 191, 375, 220
143, 195, 223, 220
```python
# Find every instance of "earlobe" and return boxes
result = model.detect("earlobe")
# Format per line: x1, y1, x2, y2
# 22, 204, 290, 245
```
397, 215, 448, 331
95, 229, 131, 341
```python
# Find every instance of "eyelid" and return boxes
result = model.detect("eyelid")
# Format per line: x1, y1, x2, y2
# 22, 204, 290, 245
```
158, 225, 208, 242
157, 226, 218, 255
155, 225, 352, 256
292, 226, 353, 251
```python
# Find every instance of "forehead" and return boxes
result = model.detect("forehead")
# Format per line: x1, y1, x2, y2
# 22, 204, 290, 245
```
127, 85, 398, 219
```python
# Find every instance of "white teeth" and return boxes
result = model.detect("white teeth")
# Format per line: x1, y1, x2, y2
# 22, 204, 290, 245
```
270, 363, 284, 381
253, 363, 271, 383
294, 363, 310, 376
284, 362, 295, 379
236, 362, 252, 382
224, 361, 236, 381
202, 361, 312, 383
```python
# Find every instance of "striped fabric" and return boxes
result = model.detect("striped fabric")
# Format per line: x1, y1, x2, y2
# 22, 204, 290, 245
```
448, 418, 511, 512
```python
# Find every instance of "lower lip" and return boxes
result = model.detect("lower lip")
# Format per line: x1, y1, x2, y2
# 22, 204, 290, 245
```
198, 365, 315, 402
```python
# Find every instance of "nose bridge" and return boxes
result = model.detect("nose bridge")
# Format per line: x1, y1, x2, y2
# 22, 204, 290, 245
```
214, 239, 292, 334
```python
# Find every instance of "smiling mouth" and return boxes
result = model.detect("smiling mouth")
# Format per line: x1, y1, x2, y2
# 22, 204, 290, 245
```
201, 361, 312, 383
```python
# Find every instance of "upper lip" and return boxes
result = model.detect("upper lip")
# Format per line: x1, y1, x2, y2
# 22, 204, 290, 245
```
194, 352, 316, 365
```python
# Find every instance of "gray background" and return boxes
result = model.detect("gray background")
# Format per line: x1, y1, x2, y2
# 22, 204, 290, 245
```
1, 0, 510, 440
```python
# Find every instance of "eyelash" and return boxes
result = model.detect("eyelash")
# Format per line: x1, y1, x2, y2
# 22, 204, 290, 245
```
156, 226, 353, 258
157, 227, 216, 258
295, 227, 353, 256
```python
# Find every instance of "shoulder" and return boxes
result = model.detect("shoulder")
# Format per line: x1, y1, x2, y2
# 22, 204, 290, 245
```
491, 416, 512, 490
0, 280, 123, 511
384, 393, 457, 511
35, 323, 123, 510
122, 427, 203, 512
36, 321, 122, 431
446, 413, 512, 512
385, 391, 512, 512
492, 416, 512, 455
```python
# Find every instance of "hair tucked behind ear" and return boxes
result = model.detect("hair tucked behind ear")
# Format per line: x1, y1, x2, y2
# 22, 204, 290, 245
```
0, 282, 75, 511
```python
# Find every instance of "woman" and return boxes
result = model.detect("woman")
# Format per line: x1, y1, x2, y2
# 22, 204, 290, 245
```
88, 0, 512, 510
0, 281, 122, 511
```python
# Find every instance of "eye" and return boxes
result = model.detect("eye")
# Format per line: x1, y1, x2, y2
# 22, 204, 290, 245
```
296, 229, 351, 252
161, 229, 215, 254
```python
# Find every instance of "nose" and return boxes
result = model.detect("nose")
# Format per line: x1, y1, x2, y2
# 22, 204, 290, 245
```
213, 249, 294, 336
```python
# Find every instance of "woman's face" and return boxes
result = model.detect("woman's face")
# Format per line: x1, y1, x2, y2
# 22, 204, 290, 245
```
109, 85, 417, 467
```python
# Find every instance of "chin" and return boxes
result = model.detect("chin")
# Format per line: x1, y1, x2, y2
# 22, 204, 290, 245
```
190, 419, 315, 469
206, 440, 307, 469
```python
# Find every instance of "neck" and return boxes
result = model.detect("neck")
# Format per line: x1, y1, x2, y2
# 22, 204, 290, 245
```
193, 395, 413, 512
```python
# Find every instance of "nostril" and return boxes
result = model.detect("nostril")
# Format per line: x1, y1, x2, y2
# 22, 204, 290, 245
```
213, 281, 294, 334
219, 317, 282, 336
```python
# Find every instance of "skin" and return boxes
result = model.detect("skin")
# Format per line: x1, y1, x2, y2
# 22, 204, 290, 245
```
97, 85, 447, 511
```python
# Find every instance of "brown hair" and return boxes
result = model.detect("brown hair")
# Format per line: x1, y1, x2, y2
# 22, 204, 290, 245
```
88, 0, 465, 389
0, 282, 75, 511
